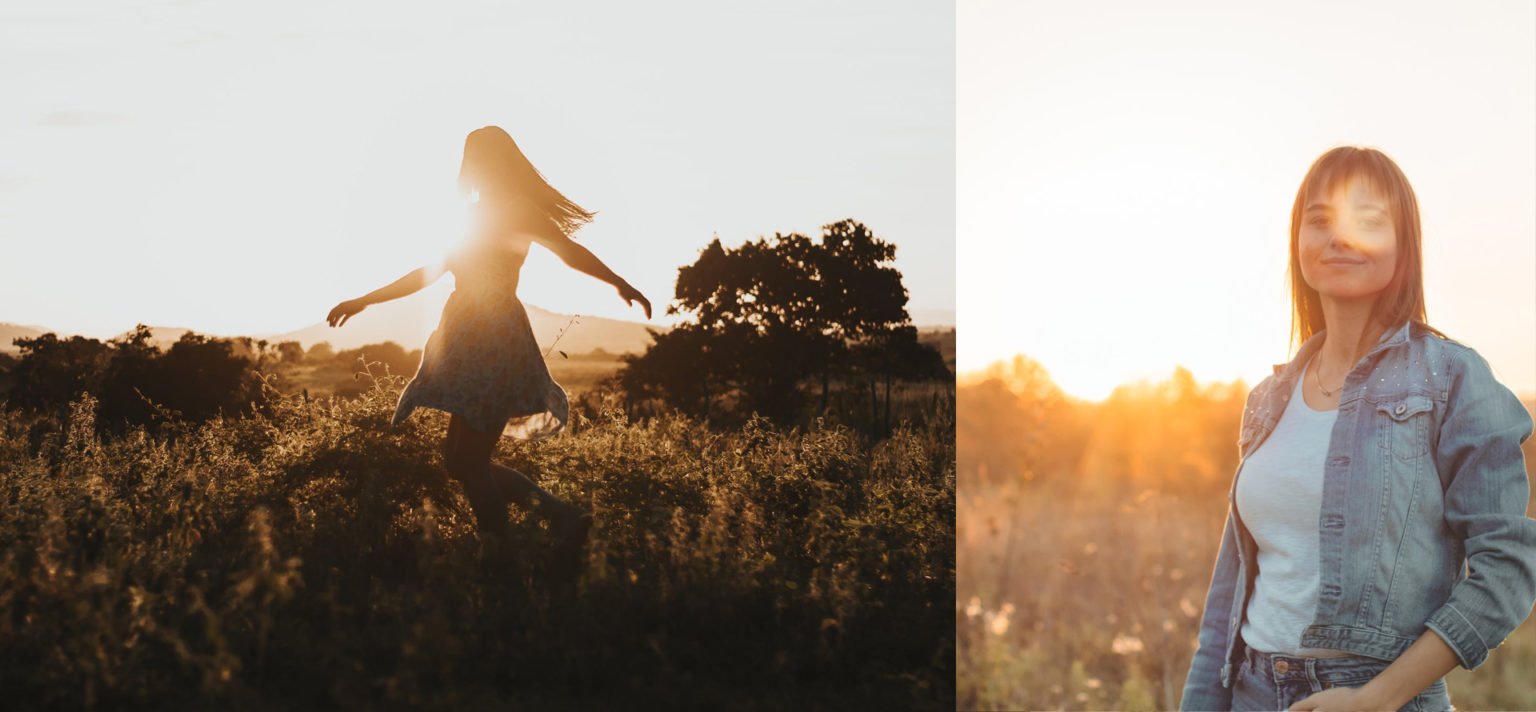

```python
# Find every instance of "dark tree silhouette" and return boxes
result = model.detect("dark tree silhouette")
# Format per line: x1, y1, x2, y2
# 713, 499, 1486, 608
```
152, 332, 268, 424
334, 342, 421, 380
97, 325, 166, 427
3, 325, 269, 431
306, 341, 336, 362
850, 325, 953, 437
275, 340, 306, 364
5, 333, 111, 415
806, 220, 912, 411
619, 219, 940, 427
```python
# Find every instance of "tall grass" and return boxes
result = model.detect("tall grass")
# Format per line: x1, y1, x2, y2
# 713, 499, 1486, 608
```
958, 475, 1536, 711
0, 369, 954, 710
956, 359, 1536, 711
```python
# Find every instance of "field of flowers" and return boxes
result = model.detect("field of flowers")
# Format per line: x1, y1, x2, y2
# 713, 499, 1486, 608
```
0, 370, 955, 710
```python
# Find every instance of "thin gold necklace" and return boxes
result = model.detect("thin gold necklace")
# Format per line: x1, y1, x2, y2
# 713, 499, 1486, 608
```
1310, 348, 1343, 396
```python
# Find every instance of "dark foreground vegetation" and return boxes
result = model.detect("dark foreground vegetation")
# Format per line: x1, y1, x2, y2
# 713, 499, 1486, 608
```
0, 370, 955, 710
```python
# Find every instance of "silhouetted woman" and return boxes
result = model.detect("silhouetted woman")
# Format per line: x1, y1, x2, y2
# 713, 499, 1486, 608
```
1180, 146, 1534, 711
325, 126, 651, 554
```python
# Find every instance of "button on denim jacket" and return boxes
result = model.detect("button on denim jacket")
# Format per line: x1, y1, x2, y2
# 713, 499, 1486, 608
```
1180, 320, 1536, 711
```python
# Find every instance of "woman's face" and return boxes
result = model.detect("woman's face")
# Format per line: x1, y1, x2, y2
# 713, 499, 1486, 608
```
1298, 178, 1398, 302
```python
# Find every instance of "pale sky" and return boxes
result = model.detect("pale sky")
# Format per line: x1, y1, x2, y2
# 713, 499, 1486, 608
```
959, 0, 1536, 400
0, 1, 954, 339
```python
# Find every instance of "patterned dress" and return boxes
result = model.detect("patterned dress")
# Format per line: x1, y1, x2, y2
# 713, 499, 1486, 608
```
390, 234, 569, 440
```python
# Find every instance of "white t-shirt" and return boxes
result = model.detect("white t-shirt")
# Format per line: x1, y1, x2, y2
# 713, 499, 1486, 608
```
1235, 360, 1352, 657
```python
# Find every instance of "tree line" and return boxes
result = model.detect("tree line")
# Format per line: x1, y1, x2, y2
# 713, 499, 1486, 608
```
1, 219, 950, 437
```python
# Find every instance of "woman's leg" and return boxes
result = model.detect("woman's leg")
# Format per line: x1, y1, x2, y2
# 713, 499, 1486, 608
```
445, 413, 509, 537
487, 462, 580, 523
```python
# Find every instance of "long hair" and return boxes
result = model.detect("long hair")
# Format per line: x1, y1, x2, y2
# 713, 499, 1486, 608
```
1286, 146, 1447, 355
457, 126, 596, 238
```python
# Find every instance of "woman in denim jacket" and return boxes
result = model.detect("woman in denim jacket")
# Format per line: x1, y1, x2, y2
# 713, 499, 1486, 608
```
1180, 147, 1535, 711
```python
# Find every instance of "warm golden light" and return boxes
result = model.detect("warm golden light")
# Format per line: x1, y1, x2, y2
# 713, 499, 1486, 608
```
959, 0, 1536, 398
0, 3, 953, 341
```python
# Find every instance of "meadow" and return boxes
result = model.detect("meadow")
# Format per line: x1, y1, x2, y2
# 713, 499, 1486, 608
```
0, 366, 955, 710
956, 357, 1536, 711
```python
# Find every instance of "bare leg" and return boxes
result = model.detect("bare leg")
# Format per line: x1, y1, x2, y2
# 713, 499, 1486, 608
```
446, 414, 589, 555
445, 414, 509, 537
488, 462, 580, 523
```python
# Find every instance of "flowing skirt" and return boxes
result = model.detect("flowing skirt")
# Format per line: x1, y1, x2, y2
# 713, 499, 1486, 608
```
391, 286, 568, 440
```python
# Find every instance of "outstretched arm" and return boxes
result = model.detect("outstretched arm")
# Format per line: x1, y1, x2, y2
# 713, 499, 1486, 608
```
530, 229, 652, 319
326, 262, 446, 327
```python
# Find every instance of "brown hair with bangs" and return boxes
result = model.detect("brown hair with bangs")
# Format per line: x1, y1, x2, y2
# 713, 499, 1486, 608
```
1287, 146, 1447, 355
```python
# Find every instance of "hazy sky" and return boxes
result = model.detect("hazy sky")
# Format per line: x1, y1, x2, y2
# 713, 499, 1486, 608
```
960, 0, 1536, 399
0, 0, 954, 339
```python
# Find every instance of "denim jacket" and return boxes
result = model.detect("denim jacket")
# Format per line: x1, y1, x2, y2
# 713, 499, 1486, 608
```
1180, 320, 1536, 711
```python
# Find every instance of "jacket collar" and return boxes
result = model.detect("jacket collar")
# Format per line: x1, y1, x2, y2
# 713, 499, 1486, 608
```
1271, 319, 1413, 379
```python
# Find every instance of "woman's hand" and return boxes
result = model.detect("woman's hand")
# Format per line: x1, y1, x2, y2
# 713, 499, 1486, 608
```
618, 282, 652, 320
1288, 685, 1386, 711
327, 299, 367, 327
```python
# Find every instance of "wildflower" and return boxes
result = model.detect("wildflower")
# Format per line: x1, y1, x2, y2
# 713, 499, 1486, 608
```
1180, 598, 1199, 618
965, 596, 982, 619
988, 614, 1009, 636
985, 602, 1014, 635
1112, 634, 1144, 654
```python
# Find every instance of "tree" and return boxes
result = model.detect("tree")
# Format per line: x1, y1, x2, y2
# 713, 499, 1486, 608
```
619, 219, 937, 426
616, 323, 720, 417
306, 341, 335, 362
275, 340, 306, 364
3, 325, 271, 431
850, 325, 952, 437
98, 324, 166, 427
149, 332, 268, 424
333, 342, 421, 379
5, 333, 111, 415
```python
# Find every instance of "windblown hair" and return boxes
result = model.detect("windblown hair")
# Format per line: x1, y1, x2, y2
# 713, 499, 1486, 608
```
457, 126, 596, 238
1286, 146, 1446, 354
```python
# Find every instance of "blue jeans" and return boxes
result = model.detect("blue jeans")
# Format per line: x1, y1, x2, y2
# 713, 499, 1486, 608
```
1232, 647, 1454, 712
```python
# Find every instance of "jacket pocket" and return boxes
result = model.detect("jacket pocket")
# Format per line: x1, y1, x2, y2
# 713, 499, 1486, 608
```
1376, 394, 1434, 463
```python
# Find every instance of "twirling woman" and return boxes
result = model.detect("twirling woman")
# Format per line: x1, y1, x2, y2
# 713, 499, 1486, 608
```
326, 126, 651, 555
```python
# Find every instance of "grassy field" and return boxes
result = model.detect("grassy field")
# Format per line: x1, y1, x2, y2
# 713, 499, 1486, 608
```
0, 370, 955, 710
956, 363, 1536, 711
957, 476, 1536, 711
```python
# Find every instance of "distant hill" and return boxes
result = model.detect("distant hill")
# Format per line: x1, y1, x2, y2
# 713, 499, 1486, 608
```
261, 298, 662, 356
1, 323, 63, 353
909, 308, 955, 328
